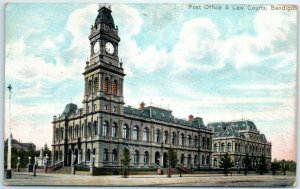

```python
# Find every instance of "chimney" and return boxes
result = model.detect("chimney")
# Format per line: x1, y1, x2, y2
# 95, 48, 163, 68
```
188, 114, 194, 121
139, 101, 145, 110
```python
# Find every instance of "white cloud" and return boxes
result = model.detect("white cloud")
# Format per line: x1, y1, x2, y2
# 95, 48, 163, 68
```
172, 18, 224, 72
112, 5, 170, 74
171, 8, 297, 73
231, 81, 296, 91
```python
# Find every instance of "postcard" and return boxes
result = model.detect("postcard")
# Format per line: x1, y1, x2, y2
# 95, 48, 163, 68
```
4, 3, 297, 187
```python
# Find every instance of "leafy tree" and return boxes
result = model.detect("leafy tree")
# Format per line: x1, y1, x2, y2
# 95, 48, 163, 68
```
280, 160, 288, 175
257, 155, 267, 175
43, 143, 52, 160
271, 159, 280, 175
167, 148, 178, 168
167, 148, 178, 178
121, 148, 131, 178
243, 153, 251, 175
218, 153, 234, 176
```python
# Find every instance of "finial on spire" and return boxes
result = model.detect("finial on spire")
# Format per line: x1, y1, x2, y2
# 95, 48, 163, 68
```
99, 3, 111, 11
8, 84, 12, 92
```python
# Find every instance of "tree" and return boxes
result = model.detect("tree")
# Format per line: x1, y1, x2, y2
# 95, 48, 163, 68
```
280, 160, 288, 175
167, 148, 178, 178
271, 159, 280, 175
167, 148, 178, 168
219, 153, 234, 176
121, 148, 131, 178
257, 155, 267, 175
243, 153, 251, 175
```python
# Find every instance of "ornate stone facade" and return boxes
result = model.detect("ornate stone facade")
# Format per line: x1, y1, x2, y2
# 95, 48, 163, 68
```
51, 5, 213, 169
208, 120, 272, 169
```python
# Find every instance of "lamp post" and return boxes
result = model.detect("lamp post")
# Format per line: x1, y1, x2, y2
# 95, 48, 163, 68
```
28, 156, 32, 172
6, 84, 13, 179
33, 157, 37, 176
17, 157, 20, 172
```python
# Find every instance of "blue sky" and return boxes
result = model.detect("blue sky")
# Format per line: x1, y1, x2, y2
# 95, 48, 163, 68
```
5, 3, 297, 160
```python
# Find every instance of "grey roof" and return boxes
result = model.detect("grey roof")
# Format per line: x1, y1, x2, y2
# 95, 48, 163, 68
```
124, 105, 206, 128
62, 103, 78, 118
95, 6, 115, 28
208, 120, 268, 142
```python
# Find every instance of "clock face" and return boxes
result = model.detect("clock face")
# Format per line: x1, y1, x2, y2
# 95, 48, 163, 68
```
105, 42, 115, 54
93, 41, 100, 54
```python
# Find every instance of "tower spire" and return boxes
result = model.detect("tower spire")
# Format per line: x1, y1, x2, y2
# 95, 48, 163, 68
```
99, 3, 111, 11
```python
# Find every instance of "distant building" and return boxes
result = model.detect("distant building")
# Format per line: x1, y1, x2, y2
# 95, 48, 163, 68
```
208, 120, 272, 168
5, 134, 36, 151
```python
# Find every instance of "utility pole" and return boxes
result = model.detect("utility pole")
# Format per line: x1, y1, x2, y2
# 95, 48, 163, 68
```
6, 84, 12, 179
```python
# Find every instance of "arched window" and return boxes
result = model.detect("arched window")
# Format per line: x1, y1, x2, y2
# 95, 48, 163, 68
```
187, 135, 192, 146
88, 80, 92, 94
112, 80, 118, 96
206, 137, 210, 149
103, 148, 108, 161
76, 125, 79, 138
112, 149, 118, 162
213, 158, 218, 167
81, 124, 84, 137
134, 150, 139, 164
187, 154, 192, 166
132, 126, 139, 140
94, 78, 98, 93
93, 121, 97, 136
171, 132, 176, 145
144, 151, 149, 165
214, 143, 218, 152
104, 78, 109, 94
112, 122, 118, 138
56, 128, 59, 141
87, 122, 92, 137
194, 155, 198, 165
155, 129, 160, 143
102, 121, 108, 137
202, 155, 205, 165
122, 124, 129, 139
143, 128, 149, 142
206, 155, 210, 165
86, 149, 91, 161
202, 137, 205, 148
163, 131, 168, 144
227, 143, 232, 152
194, 136, 198, 147
179, 133, 184, 146
221, 143, 225, 152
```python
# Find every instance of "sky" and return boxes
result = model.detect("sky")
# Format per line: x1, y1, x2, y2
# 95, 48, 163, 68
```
4, 3, 297, 160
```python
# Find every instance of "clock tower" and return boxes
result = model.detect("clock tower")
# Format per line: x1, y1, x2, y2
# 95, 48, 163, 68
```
83, 4, 125, 116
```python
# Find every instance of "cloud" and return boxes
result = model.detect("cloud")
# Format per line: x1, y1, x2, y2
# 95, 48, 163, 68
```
231, 81, 296, 91
171, 7, 297, 73
112, 5, 170, 74
172, 18, 224, 72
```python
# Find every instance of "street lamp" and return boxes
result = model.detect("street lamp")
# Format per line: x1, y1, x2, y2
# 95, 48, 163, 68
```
33, 157, 37, 176
6, 84, 13, 179
17, 157, 20, 172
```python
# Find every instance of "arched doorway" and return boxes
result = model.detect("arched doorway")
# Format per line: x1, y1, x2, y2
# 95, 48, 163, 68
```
163, 152, 168, 168
74, 149, 78, 165
86, 149, 91, 162
155, 152, 160, 165
68, 149, 72, 166
180, 154, 184, 165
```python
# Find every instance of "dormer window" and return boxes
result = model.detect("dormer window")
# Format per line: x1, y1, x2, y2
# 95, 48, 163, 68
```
161, 113, 165, 119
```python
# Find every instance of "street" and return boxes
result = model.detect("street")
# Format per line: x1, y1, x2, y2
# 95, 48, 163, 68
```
4, 172, 296, 187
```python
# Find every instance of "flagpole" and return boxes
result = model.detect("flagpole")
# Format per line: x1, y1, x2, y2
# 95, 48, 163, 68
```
6, 84, 12, 179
